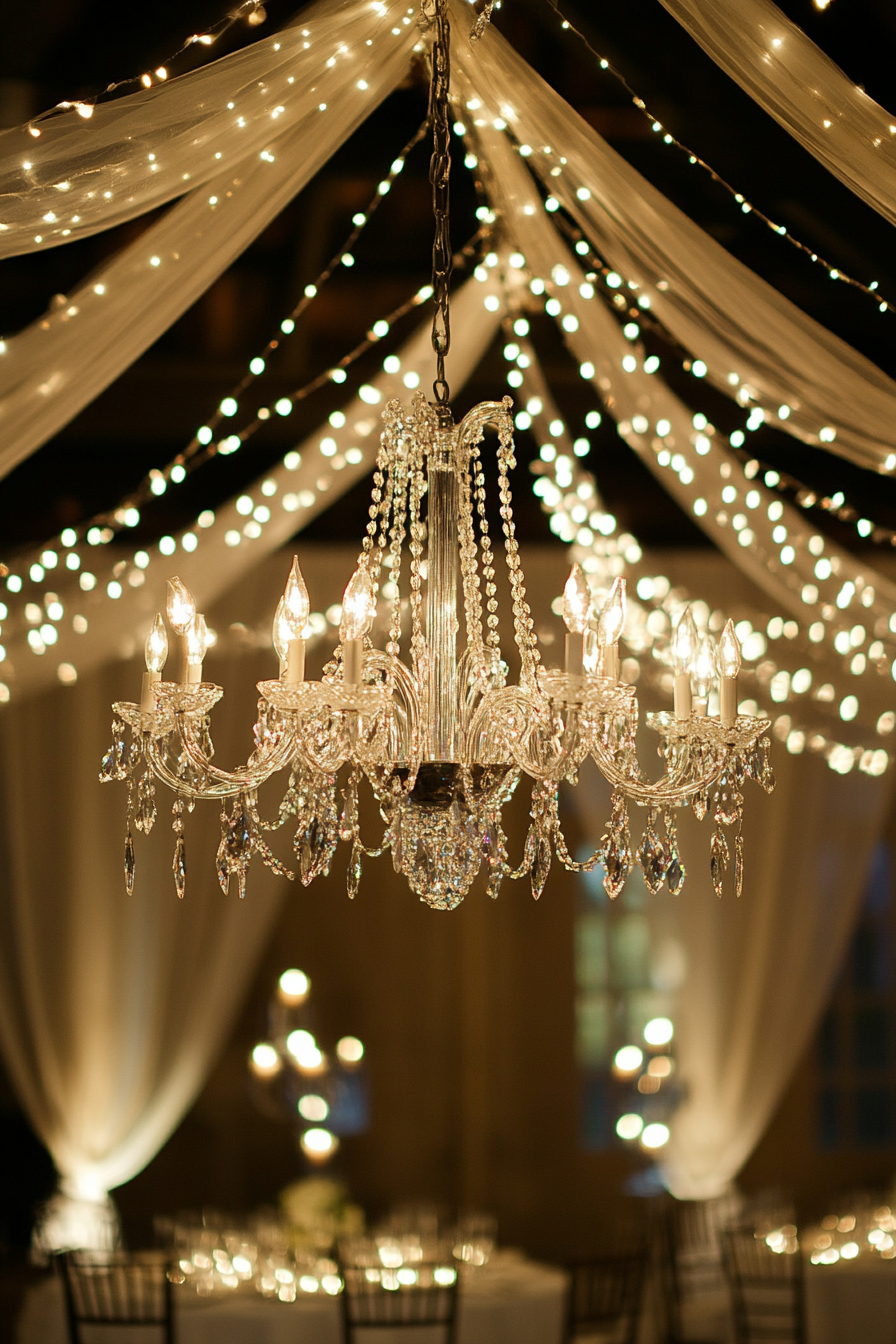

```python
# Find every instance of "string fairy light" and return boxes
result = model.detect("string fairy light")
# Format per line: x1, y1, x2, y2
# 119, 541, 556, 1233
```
75, 121, 432, 537
24, 0, 268, 133
539, 0, 894, 316
544, 212, 896, 551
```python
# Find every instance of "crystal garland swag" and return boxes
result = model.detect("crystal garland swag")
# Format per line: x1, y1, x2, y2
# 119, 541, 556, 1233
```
101, 0, 774, 909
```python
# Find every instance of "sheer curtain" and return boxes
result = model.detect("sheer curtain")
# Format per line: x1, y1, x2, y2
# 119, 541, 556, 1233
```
656, 0, 896, 228
665, 750, 894, 1198
0, 558, 301, 1247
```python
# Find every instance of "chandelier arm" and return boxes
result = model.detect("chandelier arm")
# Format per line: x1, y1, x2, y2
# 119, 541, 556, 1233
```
144, 736, 247, 800
589, 740, 728, 805
173, 713, 297, 789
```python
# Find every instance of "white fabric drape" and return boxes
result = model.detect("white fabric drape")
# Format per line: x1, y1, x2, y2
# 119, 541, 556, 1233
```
0, 0, 418, 481
0, 0, 415, 257
0, 270, 504, 697
664, 749, 894, 1198
0, 574, 288, 1210
465, 116, 896, 741
656, 0, 896, 229
454, 8, 896, 471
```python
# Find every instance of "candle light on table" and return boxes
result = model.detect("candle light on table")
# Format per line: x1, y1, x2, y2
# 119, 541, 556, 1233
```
597, 577, 626, 681
691, 635, 717, 717
340, 565, 377, 687
672, 607, 697, 720
718, 619, 741, 724
141, 613, 168, 710
165, 576, 197, 684
561, 563, 590, 677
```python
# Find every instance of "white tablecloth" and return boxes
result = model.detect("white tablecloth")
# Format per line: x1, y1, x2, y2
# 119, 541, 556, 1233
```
17, 1253, 568, 1344
805, 1256, 896, 1344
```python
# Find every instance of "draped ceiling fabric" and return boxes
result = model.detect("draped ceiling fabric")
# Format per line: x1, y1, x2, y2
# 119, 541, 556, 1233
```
0, 0, 419, 480
0, 271, 504, 697
0, 0, 417, 256
450, 5, 896, 471
656, 0, 896, 229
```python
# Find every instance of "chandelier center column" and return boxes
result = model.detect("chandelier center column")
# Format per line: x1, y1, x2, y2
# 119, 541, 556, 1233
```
425, 425, 460, 762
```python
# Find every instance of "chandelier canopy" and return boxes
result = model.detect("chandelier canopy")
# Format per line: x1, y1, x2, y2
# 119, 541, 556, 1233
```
102, 0, 774, 908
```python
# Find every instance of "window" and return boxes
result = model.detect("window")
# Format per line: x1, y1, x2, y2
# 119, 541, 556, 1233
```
575, 851, 685, 1151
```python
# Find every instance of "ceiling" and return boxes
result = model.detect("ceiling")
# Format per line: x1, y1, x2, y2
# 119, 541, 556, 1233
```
2, 0, 896, 559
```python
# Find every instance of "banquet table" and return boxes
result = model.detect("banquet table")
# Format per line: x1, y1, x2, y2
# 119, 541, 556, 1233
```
17, 1252, 568, 1344
804, 1254, 896, 1344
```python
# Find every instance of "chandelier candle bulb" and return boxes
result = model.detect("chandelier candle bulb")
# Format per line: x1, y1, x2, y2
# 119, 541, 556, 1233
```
166, 577, 197, 685
340, 565, 376, 687
597, 577, 626, 681
186, 615, 208, 686
672, 607, 698, 720
692, 636, 717, 718
718, 620, 742, 723
282, 556, 310, 685
562, 563, 590, 677
141, 613, 168, 710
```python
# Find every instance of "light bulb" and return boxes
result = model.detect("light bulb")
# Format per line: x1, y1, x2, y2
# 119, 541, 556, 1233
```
145, 613, 168, 673
340, 565, 376, 641
718, 619, 742, 677
283, 555, 310, 634
672, 607, 698, 675
272, 597, 293, 662
166, 576, 196, 634
598, 577, 626, 645
187, 614, 207, 665
562, 563, 590, 634
692, 635, 717, 699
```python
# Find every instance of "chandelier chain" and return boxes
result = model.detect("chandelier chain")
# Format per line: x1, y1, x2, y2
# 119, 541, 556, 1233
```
428, 0, 453, 407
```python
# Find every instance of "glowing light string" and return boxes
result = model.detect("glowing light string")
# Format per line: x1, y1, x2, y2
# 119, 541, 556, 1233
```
541, 0, 894, 315
23, 0, 268, 131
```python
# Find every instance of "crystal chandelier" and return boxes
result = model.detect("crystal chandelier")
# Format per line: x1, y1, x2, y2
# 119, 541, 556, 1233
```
103, 0, 774, 908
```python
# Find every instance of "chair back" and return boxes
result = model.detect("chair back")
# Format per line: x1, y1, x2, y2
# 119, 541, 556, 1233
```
720, 1229, 806, 1344
564, 1252, 646, 1344
59, 1250, 174, 1343
341, 1264, 458, 1342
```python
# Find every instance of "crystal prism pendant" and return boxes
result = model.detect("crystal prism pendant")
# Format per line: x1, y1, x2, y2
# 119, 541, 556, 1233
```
710, 826, 729, 897
637, 811, 668, 896
173, 836, 186, 899
134, 772, 157, 835
124, 830, 136, 896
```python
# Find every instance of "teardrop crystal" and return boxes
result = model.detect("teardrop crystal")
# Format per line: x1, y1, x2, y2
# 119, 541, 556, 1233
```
173, 835, 186, 899
124, 831, 136, 895
532, 836, 551, 900
710, 827, 729, 897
